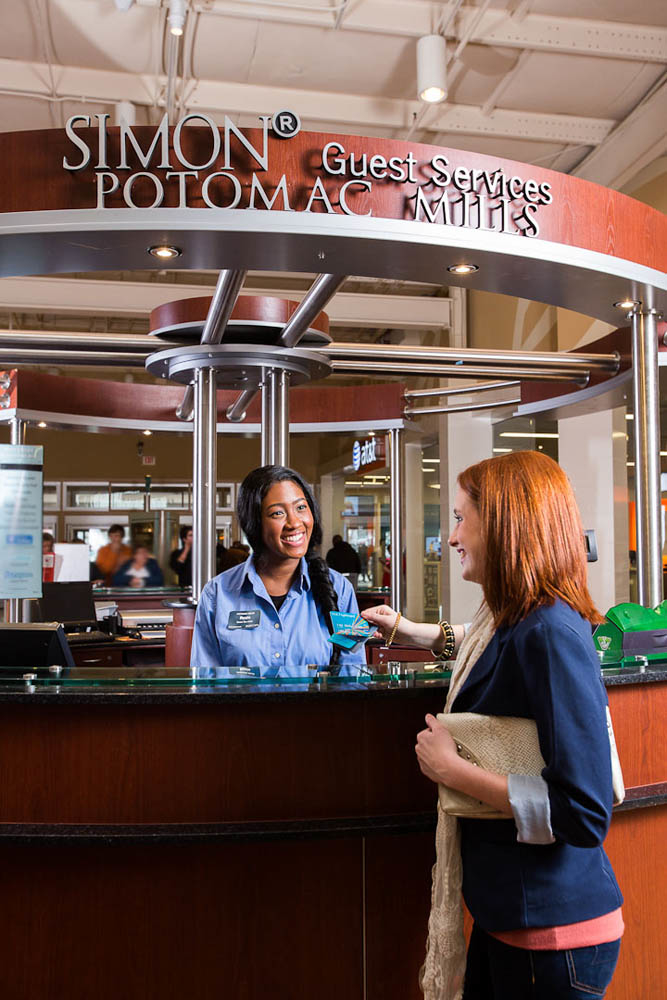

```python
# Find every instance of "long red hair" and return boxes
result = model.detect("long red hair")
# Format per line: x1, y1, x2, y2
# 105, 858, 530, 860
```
458, 451, 603, 628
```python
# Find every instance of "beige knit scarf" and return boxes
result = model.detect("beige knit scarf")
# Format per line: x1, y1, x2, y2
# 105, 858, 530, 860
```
420, 601, 496, 1000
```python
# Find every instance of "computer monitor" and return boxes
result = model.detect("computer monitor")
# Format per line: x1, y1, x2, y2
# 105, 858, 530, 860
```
0, 623, 74, 672
37, 581, 98, 629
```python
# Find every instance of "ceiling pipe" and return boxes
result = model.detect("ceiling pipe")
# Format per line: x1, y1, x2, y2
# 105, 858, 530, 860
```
0, 331, 165, 352
404, 397, 521, 417
404, 380, 520, 400
225, 273, 347, 422
323, 343, 619, 373
175, 268, 246, 421
0, 348, 147, 367
331, 361, 590, 383
0, 331, 617, 374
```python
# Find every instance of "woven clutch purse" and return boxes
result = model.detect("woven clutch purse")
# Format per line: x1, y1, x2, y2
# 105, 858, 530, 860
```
435, 712, 546, 819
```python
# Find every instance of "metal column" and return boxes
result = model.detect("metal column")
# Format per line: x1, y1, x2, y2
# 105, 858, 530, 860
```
389, 428, 404, 612
631, 306, 663, 607
262, 368, 280, 465
192, 368, 217, 601
10, 417, 26, 445
6, 419, 27, 622
276, 369, 290, 467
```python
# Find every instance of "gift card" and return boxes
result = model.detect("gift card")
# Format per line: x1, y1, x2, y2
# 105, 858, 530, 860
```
330, 611, 372, 643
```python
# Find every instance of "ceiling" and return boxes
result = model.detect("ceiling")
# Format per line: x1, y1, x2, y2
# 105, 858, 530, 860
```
0, 0, 666, 365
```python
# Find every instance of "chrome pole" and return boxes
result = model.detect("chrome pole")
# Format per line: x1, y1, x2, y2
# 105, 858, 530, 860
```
192, 368, 217, 601
277, 369, 290, 467
324, 343, 619, 373
7, 418, 27, 622
389, 428, 404, 613
261, 369, 280, 466
226, 387, 257, 423
331, 361, 589, 383
631, 306, 662, 607
176, 269, 246, 421
405, 397, 521, 417
404, 380, 520, 400
279, 274, 346, 348
225, 272, 345, 421
10, 417, 26, 445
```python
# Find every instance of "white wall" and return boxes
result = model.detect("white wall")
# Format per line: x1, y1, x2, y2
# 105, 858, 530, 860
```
558, 407, 629, 613
439, 411, 492, 625
405, 440, 424, 621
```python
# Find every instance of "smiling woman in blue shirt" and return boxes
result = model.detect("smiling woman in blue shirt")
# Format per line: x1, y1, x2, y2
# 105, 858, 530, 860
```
190, 465, 366, 676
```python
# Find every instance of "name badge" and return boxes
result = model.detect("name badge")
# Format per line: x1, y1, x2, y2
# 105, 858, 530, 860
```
228, 610, 261, 630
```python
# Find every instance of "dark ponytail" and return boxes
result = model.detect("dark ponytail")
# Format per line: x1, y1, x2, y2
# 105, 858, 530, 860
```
237, 464, 341, 670
306, 555, 341, 671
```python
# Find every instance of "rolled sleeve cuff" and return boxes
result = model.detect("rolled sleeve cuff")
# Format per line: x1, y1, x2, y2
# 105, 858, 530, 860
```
508, 773, 556, 845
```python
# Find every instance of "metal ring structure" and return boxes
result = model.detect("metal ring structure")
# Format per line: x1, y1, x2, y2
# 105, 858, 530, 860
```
145, 343, 332, 388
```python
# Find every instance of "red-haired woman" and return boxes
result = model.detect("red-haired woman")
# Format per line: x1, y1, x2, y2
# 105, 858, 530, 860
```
363, 451, 622, 1000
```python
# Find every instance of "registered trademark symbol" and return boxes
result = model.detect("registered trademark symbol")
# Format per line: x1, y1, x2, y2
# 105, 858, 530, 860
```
272, 110, 301, 139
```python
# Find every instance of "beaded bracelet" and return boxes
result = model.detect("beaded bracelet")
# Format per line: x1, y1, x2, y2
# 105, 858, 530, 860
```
387, 611, 402, 647
435, 619, 456, 661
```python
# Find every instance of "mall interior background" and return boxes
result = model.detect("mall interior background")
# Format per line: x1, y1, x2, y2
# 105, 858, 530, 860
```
0, 0, 665, 626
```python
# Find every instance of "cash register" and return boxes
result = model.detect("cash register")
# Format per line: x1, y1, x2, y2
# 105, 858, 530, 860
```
37, 581, 115, 645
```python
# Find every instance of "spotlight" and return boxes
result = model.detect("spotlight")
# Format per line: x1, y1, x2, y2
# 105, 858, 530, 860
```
613, 299, 640, 310
37, 421, 47, 428
169, 0, 186, 36
143, 429, 153, 436
148, 245, 181, 259
417, 34, 447, 103
447, 264, 479, 275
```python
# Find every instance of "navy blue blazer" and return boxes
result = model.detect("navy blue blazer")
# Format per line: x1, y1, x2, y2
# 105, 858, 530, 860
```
453, 600, 622, 931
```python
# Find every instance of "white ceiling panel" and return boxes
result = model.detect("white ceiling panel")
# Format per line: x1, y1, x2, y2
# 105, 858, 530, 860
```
499, 53, 665, 119
524, 0, 667, 28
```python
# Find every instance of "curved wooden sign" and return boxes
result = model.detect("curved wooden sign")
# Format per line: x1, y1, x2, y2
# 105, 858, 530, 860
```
0, 120, 665, 324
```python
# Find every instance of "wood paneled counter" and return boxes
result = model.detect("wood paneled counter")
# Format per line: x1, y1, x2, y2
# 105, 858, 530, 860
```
0, 667, 663, 1000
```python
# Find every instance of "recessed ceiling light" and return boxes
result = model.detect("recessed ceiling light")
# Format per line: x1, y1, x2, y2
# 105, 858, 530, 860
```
37, 421, 47, 428
143, 429, 153, 436
447, 264, 479, 275
613, 299, 640, 310
148, 245, 181, 259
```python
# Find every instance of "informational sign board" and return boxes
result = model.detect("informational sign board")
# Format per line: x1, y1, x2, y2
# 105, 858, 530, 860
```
0, 444, 43, 599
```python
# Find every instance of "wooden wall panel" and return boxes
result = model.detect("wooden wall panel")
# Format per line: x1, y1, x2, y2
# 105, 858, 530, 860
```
0, 839, 363, 1000
605, 806, 667, 1000
0, 693, 443, 825
607, 682, 667, 789
365, 832, 434, 1000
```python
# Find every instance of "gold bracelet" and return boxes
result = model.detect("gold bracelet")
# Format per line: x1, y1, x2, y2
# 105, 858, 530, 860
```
435, 620, 456, 661
387, 611, 402, 647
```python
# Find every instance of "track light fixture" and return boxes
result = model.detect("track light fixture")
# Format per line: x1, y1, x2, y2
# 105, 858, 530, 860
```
169, 0, 186, 36
417, 34, 447, 103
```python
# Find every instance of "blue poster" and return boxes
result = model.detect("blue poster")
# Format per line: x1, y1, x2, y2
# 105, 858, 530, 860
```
0, 444, 43, 599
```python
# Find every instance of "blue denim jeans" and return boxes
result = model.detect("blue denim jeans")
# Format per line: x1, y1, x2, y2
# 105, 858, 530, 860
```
462, 924, 621, 999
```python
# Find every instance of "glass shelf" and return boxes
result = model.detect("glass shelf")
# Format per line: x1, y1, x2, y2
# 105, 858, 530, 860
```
0, 664, 451, 689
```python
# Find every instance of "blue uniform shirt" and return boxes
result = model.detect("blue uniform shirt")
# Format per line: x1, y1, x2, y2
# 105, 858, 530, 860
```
190, 556, 366, 677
